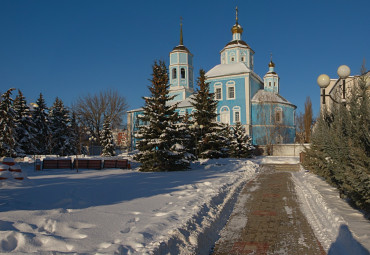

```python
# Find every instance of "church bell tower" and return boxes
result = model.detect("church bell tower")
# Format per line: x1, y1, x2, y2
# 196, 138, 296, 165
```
168, 19, 194, 101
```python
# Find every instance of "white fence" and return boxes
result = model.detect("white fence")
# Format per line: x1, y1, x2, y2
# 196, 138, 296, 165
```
257, 144, 310, 156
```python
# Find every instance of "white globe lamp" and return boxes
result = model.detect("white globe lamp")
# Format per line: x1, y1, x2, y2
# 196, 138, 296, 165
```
337, 65, 351, 79
317, 74, 330, 88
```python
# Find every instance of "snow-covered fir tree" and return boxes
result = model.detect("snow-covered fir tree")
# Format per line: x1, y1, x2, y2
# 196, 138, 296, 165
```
0, 88, 16, 157
229, 121, 254, 158
13, 89, 37, 156
177, 113, 196, 161
100, 116, 115, 157
191, 69, 224, 159
49, 97, 73, 156
32, 93, 51, 155
134, 60, 189, 171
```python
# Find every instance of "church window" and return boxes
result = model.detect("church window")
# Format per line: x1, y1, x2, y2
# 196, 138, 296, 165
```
226, 81, 236, 100
269, 82, 271, 87
231, 57, 235, 62
274, 82, 276, 86
220, 106, 230, 124
233, 106, 241, 123
235, 111, 240, 122
275, 107, 283, 124
172, 68, 177, 79
181, 68, 186, 79
241, 56, 245, 62
216, 88, 222, 100
214, 82, 222, 100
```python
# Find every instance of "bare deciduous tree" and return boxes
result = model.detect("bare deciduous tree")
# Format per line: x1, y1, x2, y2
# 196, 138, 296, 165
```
295, 111, 305, 143
73, 89, 128, 145
303, 96, 313, 143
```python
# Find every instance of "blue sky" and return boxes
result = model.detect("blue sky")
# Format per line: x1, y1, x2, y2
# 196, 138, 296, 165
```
1, 0, 369, 118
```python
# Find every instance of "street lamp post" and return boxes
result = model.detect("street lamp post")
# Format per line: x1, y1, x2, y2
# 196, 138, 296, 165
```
190, 122, 204, 158
317, 65, 351, 105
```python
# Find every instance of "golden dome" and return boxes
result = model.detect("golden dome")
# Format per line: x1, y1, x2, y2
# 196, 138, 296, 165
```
231, 24, 243, 34
269, 60, 275, 68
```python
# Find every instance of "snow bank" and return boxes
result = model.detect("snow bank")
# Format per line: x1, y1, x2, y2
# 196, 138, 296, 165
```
292, 168, 370, 254
0, 158, 258, 254
253, 156, 300, 165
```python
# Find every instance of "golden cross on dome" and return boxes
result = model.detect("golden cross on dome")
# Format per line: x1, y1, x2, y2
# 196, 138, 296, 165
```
235, 6, 239, 24
180, 17, 183, 45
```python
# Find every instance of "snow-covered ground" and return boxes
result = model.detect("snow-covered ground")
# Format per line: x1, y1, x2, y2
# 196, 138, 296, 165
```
292, 167, 370, 255
0, 158, 258, 254
0, 156, 369, 254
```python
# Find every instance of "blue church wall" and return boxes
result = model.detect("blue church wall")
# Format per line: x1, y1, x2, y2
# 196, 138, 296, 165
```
251, 102, 296, 145
251, 126, 295, 145
209, 76, 247, 125
250, 77, 263, 97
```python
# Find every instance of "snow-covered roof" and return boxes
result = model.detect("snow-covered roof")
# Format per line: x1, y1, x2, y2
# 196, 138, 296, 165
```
128, 95, 195, 113
167, 95, 195, 108
206, 62, 252, 78
251, 90, 296, 107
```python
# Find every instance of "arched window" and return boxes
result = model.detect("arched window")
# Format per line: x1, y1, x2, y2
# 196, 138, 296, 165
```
181, 68, 185, 79
241, 56, 245, 62
275, 107, 283, 124
231, 57, 235, 62
220, 106, 230, 124
172, 68, 177, 79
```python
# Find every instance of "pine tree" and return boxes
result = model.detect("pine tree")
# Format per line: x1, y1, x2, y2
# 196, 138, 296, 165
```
229, 122, 254, 158
191, 69, 223, 158
13, 90, 37, 156
0, 88, 16, 157
32, 93, 51, 155
49, 97, 72, 156
134, 60, 189, 171
101, 116, 115, 156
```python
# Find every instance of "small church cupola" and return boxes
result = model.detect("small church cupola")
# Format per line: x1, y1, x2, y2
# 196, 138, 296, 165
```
220, 7, 255, 70
268, 60, 275, 72
169, 18, 194, 101
231, 6, 243, 41
264, 57, 280, 93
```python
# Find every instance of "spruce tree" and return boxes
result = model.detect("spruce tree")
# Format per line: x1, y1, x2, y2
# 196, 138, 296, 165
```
32, 93, 51, 155
101, 116, 115, 156
191, 69, 223, 158
134, 60, 189, 171
303, 68, 370, 214
178, 113, 196, 161
229, 122, 254, 158
13, 90, 37, 156
0, 88, 16, 157
49, 97, 72, 156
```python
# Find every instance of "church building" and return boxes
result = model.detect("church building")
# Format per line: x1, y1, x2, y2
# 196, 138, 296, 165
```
127, 8, 296, 150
